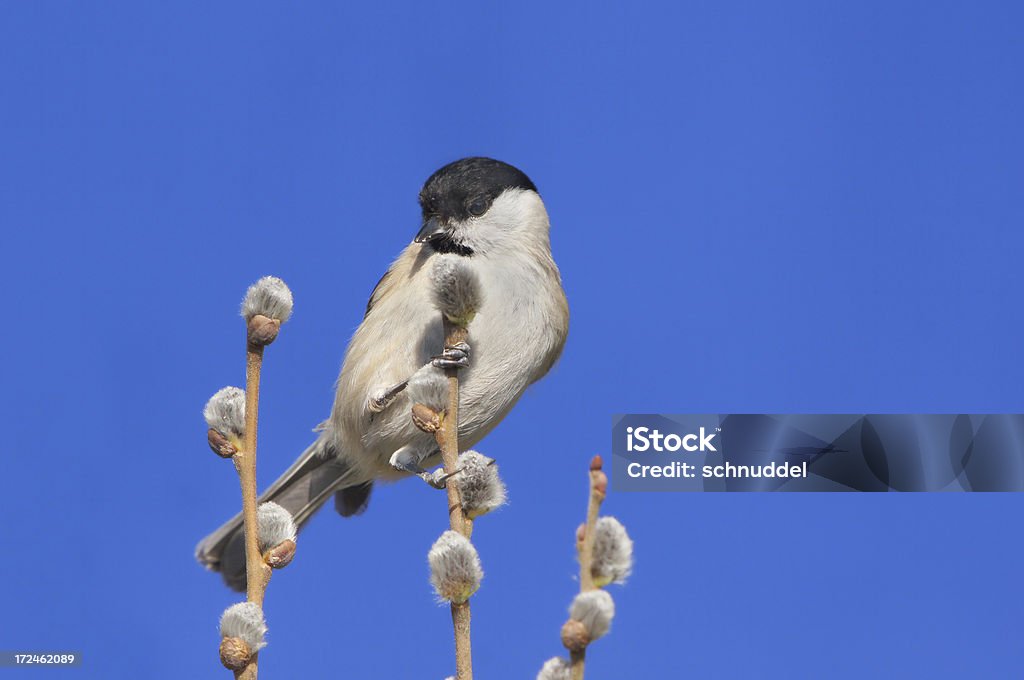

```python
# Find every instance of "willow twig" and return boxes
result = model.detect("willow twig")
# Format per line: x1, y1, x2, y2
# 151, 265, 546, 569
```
233, 312, 285, 678
233, 332, 273, 679
570, 456, 607, 680
211, 278, 293, 680
435, 317, 472, 679
439, 320, 470, 537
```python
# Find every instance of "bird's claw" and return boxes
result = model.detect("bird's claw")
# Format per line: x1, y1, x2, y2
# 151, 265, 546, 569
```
432, 341, 471, 370
426, 467, 464, 489
368, 394, 391, 413
390, 456, 463, 490
368, 381, 409, 413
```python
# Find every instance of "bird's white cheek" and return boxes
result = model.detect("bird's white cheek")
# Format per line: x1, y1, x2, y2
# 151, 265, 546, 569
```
471, 192, 550, 254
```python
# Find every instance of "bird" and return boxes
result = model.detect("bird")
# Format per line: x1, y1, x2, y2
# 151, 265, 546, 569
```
196, 157, 570, 590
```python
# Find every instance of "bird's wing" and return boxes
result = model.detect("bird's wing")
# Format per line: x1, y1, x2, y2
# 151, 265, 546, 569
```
364, 268, 394, 318
364, 243, 427, 319
363, 243, 428, 319
531, 269, 570, 383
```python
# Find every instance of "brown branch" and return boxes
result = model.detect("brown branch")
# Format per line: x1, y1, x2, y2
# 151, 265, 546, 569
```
439, 320, 469, 536
435, 318, 473, 680
241, 345, 272, 607
231, 328, 275, 680
569, 456, 607, 680
213, 280, 291, 679
450, 600, 473, 680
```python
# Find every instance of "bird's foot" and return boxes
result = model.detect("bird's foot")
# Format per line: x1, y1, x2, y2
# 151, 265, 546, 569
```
368, 380, 409, 413
390, 457, 462, 489
431, 341, 471, 370
426, 466, 464, 489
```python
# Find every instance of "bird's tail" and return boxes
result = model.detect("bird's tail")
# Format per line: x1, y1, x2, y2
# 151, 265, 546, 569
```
195, 436, 371, 591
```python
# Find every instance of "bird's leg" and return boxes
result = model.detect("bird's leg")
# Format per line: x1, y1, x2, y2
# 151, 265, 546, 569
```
431, 341, 471, 370
368, 380, 409, 414
389, 446, 463, 489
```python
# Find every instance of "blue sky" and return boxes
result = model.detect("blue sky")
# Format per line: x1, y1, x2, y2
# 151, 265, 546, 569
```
2, 2, 1022, 678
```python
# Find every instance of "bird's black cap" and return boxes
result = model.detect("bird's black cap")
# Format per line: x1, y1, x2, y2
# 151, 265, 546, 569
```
419, 157, 537, 225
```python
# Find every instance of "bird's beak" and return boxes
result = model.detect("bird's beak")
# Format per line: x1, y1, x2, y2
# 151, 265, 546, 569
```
415, 216, 446, 243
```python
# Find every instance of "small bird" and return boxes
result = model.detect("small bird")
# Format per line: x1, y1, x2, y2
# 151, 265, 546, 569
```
196, 157, 570, 590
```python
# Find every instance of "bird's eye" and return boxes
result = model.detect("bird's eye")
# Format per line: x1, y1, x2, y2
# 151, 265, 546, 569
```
468, 197, 488, 217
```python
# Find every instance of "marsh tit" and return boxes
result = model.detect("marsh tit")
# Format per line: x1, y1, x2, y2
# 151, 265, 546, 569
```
196, 157, 569, 589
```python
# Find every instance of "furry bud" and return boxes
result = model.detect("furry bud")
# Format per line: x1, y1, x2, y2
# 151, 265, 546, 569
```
431, 257, 482, 326
411, 403, 442, 434
220, 602, 267, 652
204, 387, 246, 442
560, 619, 590, 652
537, 657, 572, 680
569, 590, 615, 641
257, 502, 297, 552
406, 365, 449, 411
591, 516, 633, 587
241, 276, 293, 323
219, 636, 251, 671
455, 451, 507, 518
428, 530, 483, 604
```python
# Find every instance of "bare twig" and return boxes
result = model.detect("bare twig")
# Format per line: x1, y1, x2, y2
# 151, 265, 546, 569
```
436, 318, 472, 679
439, 320, 470, 537
424, 259, 483, 680
569, 456, 608, 680
240, 342, 272, 608
209, 278, 294, 679
232, 329, 274, 680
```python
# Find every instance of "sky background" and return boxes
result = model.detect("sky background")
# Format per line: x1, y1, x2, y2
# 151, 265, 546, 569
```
2, 2, 1023, 678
